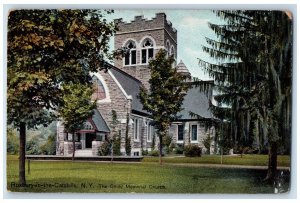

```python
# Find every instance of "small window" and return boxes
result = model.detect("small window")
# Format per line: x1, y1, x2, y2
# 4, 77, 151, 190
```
133, 119, 139, 141
147, 121, 152, 142
191, 125, 197, 141
170, 46, 175, 58
166, 41, 170, 56
96, 133, 105, 141
133, 152, 139, 156
124, 40, 137, 65
178, 125, 184, 141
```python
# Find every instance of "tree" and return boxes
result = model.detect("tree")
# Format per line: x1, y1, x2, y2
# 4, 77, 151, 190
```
199, 11, 292, 183
7, 9, 117, 184
58, 83, 96, 160
139, 49, 189, 165
110, 110, 121, 157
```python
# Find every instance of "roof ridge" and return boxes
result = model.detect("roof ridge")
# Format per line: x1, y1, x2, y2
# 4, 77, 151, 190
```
106, 62, 142, 84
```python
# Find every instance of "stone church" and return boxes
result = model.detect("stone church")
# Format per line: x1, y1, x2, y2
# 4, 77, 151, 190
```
56, 13, 215, 157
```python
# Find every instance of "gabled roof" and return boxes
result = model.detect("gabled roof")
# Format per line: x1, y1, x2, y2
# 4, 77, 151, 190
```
106, 63, 213, 120
176, 82, 214, 120
91, 109, 110, 132
109, 66, 149, 115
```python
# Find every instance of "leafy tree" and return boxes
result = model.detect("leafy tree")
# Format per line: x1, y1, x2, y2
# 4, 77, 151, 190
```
125, 113, 131, 156
110, 110, 121, 156
58, 83, 96, 160
26, 136, 41, 155
7, 9, 117, 184
139, 49, 189, 164
199, 11, 292, 182
40, 134, 56, 155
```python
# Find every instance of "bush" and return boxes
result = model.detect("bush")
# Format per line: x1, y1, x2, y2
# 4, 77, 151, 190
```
142, 149, 148, 156
26, 136, 41, 155
125, 136, 131, 156
98, 141, 111, 156
175, 145, 184, 154
184, 144, 202, 157
40, 134, 56, 155
112, 135, 121, 156
149, 150, 159, 157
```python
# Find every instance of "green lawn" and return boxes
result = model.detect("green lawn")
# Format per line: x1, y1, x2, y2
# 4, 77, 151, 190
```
6, 155, 290, 193
143, 154, 291, 167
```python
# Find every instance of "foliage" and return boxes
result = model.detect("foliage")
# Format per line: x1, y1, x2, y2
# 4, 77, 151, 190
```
7, 9, 117, 183
163, 134, 173, 154
175, 145, 184, 154
112, 135, 121, 156
142, 149, 149, 156
40, 134, 56, 155
124, 113, 131, 156
200, 11, 292, 181
110, 110, 121, 156
139, 49, 189, 164
149, 150, 159, 157
184, 144, 202, 157
125, 136, 131, 156
7, 128, 19, 154
202, 134, 213, 154
59, 83, 96, 135
98, 141, 111, 156
26, 136, 41, 155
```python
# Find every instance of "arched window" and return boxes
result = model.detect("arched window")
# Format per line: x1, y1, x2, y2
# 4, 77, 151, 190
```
170, 46, 175, 58
92, 76, 106, 100
124, 40, 137, 65
141, 38, 154, 64
166, 41, 170, 56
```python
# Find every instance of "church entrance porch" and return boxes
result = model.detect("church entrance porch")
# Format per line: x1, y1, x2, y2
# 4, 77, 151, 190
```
85, 133, 96, 148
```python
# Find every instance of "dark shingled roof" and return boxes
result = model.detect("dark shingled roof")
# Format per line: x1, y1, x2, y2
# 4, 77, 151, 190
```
107, 64, 213, 120
177, 84, 213, 120
92, 109, 110, 132
109, 67, 149, 115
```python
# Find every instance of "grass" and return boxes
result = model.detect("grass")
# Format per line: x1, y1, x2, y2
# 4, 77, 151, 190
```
142, 154, 291, 167
6, 155, 290, 193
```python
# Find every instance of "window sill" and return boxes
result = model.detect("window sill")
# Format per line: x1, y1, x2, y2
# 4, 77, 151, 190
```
191, 141, 198, 144
176, 141, 184, 143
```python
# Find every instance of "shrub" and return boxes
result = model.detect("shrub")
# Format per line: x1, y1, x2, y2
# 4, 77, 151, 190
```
149, 150, 159, 157
184, 144, 202, 157
26, 136, 41, 155
125, 136, 131, 156
40, 134, 56, 155
175, 145, 184, 154
142, 149, 148, 156
112, 135, 121, 156
98, 141, 111, 156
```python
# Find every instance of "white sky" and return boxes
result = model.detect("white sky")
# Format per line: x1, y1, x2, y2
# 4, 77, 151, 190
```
105, 10, 222, 80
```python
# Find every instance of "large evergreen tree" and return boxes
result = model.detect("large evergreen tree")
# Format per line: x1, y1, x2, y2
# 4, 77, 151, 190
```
139, 50, 189, 165
7, 9, 117, 184
199, 11, 292, 183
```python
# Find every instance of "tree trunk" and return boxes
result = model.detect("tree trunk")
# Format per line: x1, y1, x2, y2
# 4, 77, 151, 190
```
265, 141, 278, 183
72, 133, 75, 161
19, 122, 26, 185
159, 134, 163, 165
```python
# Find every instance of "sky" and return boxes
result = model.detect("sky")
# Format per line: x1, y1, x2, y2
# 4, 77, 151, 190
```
105, 10, 222, 80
